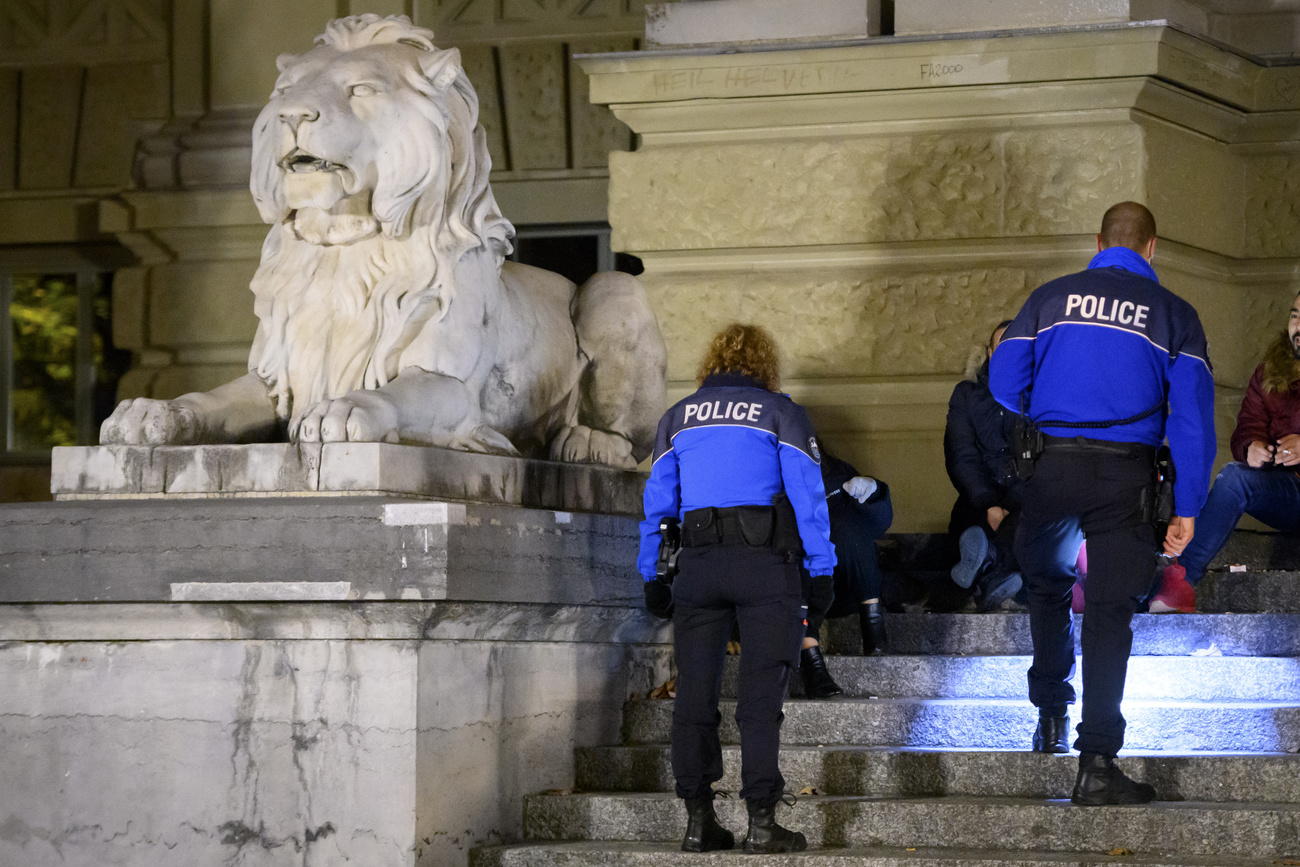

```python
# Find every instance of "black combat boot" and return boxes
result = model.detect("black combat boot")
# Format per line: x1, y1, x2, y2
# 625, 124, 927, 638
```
1071, 752, 1157, 806
681, 791, 734, 852
742, 797, 807, 854
860, 601, 887, 655
799, 645, 844, 699
1032, 712, 1071, 754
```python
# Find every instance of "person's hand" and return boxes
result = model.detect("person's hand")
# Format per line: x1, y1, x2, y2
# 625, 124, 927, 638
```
986, 506, 1010, 532
1247, 440, 1276, 468
1164, 516, 1195, 557
644, 579, 674, 619
1275, 434, 1300, 467
842, 476, 878, 503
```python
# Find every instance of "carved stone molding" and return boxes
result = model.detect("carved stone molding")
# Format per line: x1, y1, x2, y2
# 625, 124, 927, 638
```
421, 0, 649, 42
0, 0, 169, 67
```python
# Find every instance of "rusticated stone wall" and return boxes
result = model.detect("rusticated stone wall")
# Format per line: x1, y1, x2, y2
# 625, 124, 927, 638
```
611, 128, 1143, 251
583, 25, 1300, 530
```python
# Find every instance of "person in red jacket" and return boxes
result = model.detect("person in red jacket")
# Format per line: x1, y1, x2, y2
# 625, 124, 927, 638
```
1152, 292, 1300, 611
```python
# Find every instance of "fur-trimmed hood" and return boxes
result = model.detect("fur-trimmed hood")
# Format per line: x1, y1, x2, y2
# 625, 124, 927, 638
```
963, 346, 988, 382
1261, 332, 1300, 395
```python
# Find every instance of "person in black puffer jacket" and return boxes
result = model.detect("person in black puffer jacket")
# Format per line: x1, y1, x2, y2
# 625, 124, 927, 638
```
798, 450, 894, 698
944, 320, 1026, 612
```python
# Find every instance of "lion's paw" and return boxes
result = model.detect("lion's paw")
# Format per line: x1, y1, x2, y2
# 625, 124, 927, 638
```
294, 392, 401, 444
452, 425, 520, 456
100, 398, 200, 445
550, 425, 636, 469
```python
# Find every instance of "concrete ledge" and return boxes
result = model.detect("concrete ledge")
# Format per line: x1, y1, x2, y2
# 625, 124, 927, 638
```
895, 0, 1208, 38
646, 0, 881, 47
0, 499, 642, 605
0, 601, 671, 644
50, 443, 646, 517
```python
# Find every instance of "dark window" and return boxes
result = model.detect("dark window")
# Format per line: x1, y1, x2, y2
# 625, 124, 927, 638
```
509, 223, 643, 286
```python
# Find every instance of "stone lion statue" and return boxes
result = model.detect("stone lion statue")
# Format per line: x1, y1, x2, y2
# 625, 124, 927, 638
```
101, 14, 666, 469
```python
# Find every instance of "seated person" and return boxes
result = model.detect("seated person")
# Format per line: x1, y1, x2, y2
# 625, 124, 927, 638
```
800, 450, 893, 699
943, 320, 1026, 612
1151, 294, 1300, 611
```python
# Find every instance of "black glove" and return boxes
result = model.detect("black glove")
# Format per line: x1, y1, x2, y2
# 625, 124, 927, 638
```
805, 573, 835, 623
644, 579, 674, 620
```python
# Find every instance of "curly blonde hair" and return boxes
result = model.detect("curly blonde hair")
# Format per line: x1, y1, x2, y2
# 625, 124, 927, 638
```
696, 323, 781, 391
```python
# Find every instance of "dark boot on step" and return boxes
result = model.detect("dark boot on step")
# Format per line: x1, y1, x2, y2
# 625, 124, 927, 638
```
1071, 752, 1156, 806
860, 601, 887, 655
681, 791, 734, 852
742, 797, 806, 854
799, 645, 843, 699
1031, 712, 1071, 754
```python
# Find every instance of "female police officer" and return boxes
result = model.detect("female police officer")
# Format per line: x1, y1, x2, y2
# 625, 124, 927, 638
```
639, 323, 835, 853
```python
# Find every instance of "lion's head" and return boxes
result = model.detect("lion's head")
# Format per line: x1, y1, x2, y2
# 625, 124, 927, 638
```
251, 14, 511, 254
245, 15, 515, 428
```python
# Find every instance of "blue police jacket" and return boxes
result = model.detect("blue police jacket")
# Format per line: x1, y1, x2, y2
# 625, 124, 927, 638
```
989, 246, 1216, 518
638, 372, 836, 580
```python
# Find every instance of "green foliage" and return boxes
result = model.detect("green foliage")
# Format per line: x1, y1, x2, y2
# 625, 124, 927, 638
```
9, 275, 92, 450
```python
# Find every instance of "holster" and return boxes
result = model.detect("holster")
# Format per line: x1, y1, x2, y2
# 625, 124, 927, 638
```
1143, 445, 1176, 543
1013, 415, 1044, 481
656, 517, 682, 584
771, 495, 804, 564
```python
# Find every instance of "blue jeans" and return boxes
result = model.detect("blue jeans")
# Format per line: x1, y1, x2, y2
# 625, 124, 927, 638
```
1180, 462, 1300, 585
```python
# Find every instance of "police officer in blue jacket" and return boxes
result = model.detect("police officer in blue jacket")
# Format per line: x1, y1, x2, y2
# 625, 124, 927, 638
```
640, 323, 834, 853
990, 202, 1215, 805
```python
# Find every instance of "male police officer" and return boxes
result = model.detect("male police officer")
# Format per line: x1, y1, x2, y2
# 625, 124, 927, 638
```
990, 202, 1215, 805
640, 323, 834, 852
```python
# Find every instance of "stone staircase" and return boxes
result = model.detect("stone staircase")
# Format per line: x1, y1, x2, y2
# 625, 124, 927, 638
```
472, 532, 1300, 866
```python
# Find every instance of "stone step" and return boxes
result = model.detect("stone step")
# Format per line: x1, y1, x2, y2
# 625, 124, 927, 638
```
771, 655, 1300, 701
1206, 530, 1300, 572
521, 792, 1300, 857
473, 841, 1289, 867
822, 612, 1300, 657
881, 530, 1300, 573
1197, 569, 1300, 614
574, 746, 1300, 803
621, 698, 1300, 752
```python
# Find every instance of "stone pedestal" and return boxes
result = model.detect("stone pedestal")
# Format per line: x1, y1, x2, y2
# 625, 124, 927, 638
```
0, 600, 669, 867
51, 443, 646, 516
0, 494, 666, 867
580, 23, 1300, 530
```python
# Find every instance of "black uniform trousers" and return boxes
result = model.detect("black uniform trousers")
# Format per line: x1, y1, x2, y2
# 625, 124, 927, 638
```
1014, 442, 1156, 758
670, 542, 805, 805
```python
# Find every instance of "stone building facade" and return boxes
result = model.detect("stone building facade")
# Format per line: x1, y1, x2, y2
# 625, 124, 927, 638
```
5, 0, 1300, 529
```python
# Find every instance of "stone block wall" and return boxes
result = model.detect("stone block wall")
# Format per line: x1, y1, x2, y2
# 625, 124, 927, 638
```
0, 606, 670, 867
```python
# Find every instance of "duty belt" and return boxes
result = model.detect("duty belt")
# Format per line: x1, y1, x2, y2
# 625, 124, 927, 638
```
681, 505, 774, 548
1041, 434, 1155, 460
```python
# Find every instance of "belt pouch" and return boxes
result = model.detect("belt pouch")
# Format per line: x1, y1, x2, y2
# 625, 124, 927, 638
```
683, 507, 718, 546
736, 506, 774, 548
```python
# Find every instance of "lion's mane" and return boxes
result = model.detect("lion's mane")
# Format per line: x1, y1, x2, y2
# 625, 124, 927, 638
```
245, 15, 514, 428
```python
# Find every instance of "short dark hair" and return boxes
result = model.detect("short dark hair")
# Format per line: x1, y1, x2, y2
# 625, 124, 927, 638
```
990, 319, 1014, 347
1099, 201, 1157, 252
